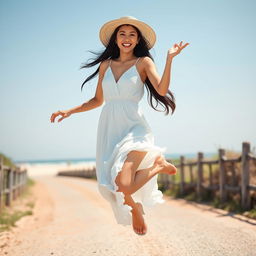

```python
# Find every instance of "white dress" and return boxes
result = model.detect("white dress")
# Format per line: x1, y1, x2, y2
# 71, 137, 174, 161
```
96, 57, 167, 226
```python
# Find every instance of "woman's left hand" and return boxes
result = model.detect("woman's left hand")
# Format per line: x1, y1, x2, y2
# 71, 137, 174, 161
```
167, 41, 189, 60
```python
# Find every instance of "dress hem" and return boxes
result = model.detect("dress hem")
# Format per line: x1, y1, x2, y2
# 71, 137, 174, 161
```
100, 138, 167, 226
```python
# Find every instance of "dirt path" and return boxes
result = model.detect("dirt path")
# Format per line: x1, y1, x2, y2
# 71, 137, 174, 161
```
1, 175, 256, 256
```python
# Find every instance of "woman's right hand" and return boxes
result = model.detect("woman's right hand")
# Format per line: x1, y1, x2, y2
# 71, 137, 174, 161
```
50, 110, 71, 123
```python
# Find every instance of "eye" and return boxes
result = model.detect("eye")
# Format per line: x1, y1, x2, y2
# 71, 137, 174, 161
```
119, 33, 136, 36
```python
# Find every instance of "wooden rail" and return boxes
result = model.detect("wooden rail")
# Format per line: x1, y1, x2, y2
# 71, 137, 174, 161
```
0, 157, 28, 212
159, 141, 256, 210
57, 141, 256, 211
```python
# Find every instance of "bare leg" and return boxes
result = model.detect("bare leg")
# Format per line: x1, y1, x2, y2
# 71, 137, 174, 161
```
123, 194, 147, 235
129, 162, 161, 194
115, 150, 148, 235
118, 155, 177, 195
115, 152, 176, 235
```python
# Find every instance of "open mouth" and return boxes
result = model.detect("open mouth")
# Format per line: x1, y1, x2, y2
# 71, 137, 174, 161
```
122, 43, 132, 48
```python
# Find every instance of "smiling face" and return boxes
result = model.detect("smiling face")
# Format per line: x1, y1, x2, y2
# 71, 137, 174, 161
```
115, 25, 140, 52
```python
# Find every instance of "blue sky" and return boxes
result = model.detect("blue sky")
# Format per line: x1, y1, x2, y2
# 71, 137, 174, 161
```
1, 0, 255, 161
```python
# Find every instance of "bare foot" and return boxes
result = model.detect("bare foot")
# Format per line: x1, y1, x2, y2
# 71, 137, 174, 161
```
136, 202, 145, 215
131, 203, 147, 235
154, 155, 177, 175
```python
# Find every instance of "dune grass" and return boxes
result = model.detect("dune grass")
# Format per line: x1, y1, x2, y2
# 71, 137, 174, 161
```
0, 172, 36, 233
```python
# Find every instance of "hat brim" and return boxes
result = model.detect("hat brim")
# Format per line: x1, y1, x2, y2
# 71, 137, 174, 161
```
99, 17, 156, 49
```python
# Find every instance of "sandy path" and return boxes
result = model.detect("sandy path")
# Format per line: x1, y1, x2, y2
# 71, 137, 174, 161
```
1, 175, 256, 256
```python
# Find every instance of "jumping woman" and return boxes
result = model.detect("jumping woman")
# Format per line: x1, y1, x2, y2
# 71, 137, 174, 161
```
50, 16, 189, 236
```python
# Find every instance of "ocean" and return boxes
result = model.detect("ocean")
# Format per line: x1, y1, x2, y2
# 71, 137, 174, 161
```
14, 152, 216, 165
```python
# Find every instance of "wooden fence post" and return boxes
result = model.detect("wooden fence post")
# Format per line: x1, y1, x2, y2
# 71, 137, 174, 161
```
209, 164, 213, 187
180, 155, 185, 195
13, 170, 16, 200
241, 142, 250, 210
219, 148, 227, 203
17, 171, 21, 196
196, 152, 203, 199
189, 165, 194, 184
6, 168, 13, 206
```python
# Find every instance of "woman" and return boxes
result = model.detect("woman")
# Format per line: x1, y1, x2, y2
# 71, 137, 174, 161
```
50, 16, 189, 236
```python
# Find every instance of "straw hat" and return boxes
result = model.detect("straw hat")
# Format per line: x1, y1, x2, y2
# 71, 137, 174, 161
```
99, 16, 156, 49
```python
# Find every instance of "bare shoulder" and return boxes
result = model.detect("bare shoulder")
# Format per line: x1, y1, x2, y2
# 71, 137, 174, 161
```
98, 59, 111, 79
94, 60, 110, 105
140, 56, 155, 72
139, 56, 155, 69
138, 56, 155, 78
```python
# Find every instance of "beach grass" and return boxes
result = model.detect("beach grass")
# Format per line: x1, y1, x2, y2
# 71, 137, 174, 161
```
0, 177, 35, 233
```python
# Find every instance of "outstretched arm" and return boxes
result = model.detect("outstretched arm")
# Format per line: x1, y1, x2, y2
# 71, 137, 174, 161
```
50, 61, 106, 123
144, 41, 189, 96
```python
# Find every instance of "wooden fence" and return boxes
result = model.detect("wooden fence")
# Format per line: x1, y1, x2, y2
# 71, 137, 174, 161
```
58, 169, 96, 179
57, 141, 256, 211
159, 141, 256, 210
0, 157, 28, 213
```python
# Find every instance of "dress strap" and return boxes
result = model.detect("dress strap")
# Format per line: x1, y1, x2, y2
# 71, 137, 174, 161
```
135, 57, 140, 65
109, 59, 112, 67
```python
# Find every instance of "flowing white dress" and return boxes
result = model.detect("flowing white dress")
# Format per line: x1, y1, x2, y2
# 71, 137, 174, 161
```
96, 57, 167, 226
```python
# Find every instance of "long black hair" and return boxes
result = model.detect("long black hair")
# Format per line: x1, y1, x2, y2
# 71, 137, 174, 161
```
80, 24, 176, 115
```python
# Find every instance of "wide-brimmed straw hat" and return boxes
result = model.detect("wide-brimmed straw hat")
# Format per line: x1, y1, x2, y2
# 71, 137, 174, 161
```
99, 16, 156, 49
